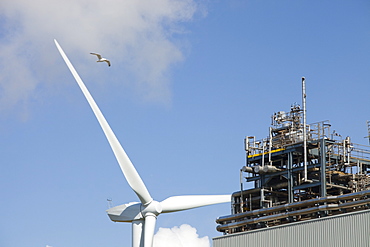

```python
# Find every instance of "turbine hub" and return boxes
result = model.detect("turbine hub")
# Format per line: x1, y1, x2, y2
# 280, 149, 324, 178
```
141, 200, 162, 217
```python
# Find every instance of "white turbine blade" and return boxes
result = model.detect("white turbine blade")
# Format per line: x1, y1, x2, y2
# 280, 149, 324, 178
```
144, 215, 157, 247
54, 39, 153, 205
160, 195, 230, 213
132, 219, 144, 247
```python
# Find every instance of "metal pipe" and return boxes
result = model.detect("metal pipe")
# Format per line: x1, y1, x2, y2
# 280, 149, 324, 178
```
217, 189, 370, 223
217, 198, 370, 231
260, 188, 264, 208
253, 165, 281, 174
269, 127, 272, 165
320, 139, 327, 197
241, 166, 254, 173
239, 169, 244, 213
343, 139, 346, 164
261, 139, 266, 167
288, 151, 294, 203
346, 136, 351, 166
302, 77, 308, 181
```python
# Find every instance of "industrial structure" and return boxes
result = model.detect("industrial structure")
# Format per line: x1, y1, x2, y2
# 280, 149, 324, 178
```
214, 78, 370, 246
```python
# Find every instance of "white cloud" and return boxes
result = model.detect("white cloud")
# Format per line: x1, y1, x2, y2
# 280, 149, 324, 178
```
0, 0, 200, 116
153, 224, 210, 247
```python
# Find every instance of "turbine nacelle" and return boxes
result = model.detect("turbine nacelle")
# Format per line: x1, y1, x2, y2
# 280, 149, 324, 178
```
107, 200, 163, 222
107, 202, 142, 222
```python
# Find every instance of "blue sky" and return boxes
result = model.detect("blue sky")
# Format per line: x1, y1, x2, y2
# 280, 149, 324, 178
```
1, 1, 370, 246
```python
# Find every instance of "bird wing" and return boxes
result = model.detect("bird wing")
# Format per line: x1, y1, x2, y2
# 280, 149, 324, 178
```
90, 53, 102, 59
105, 60, 111, 67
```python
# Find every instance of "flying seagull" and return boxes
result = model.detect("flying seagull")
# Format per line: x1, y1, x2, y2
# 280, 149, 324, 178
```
90, 52, 111, 67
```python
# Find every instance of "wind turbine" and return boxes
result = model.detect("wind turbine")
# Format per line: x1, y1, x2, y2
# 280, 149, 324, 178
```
54, 40, 230, 247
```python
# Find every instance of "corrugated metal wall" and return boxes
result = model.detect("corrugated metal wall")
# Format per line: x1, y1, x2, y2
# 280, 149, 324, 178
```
213, 209, 370, 247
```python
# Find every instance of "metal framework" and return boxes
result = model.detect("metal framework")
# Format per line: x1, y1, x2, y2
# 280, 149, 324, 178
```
217, 105, 370, 234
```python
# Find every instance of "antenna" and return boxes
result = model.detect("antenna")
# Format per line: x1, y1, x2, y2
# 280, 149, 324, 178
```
366, 120, 370, 145
107, 198, 113, 209
302, 77, 308, 181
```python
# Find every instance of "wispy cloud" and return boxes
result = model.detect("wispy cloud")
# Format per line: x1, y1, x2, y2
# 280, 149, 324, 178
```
154, 224, 210, 247
0, 0, 200, 116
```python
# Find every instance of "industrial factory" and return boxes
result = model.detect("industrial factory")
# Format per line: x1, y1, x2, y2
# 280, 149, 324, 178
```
213, 78, 370, 247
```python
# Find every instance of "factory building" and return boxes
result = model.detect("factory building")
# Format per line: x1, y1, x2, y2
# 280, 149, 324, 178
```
214, 79, 370, 246
214, 209, 370, 247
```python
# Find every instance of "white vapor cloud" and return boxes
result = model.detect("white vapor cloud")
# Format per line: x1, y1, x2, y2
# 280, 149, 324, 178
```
153, 224, 210, 247
0, 0, 201, 116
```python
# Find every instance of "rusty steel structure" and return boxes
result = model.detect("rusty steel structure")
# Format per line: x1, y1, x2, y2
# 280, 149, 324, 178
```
216, 102, 370, 235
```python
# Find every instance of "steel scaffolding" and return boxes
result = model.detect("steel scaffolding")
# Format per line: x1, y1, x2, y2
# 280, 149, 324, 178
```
217, 105, 370, 234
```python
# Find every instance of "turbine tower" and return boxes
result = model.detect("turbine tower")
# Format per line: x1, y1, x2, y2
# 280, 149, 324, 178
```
54, 40, 230, 247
